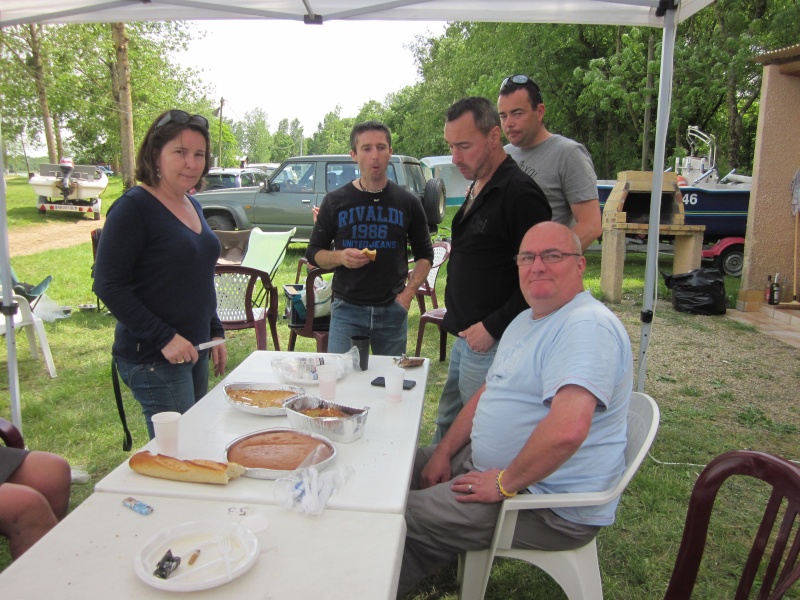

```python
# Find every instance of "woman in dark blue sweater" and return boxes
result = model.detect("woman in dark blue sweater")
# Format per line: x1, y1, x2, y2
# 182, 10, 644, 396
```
94, 110, 226, 439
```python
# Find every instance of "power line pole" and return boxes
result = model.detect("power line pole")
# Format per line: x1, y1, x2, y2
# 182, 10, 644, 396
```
216, 97, 224, 167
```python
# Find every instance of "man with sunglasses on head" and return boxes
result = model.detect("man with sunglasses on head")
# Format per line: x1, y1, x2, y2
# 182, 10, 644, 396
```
498, 74, 601, 251
398, 221, 632, 596
431, 97, 551, 442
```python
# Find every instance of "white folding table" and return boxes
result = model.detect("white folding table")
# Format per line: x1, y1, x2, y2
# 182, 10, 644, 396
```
96, 351, 429, 514
0, 492, 405, 599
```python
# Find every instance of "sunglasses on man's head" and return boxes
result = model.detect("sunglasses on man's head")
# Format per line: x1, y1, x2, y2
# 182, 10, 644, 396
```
155, 110, 209, 130
501, 74, 539, 89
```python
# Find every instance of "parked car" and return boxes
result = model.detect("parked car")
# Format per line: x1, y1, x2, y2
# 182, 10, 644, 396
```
194, 154, 447, 240
248, 163, 280, 176
202, 167, 269, 191
95, 165, 113, 176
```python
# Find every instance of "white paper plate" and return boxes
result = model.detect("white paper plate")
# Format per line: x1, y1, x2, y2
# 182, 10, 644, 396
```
134, 519, 259, 592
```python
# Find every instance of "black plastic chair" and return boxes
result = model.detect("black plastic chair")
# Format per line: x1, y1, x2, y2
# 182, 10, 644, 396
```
414, 241, 450, 361
90, 228, 105, 311
287, 263, 334, 353
214, 265, 280, 351
0, 416, 25, 449
664, 450, 800, 599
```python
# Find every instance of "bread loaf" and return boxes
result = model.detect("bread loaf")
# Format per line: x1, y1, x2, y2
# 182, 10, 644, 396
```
361, 248, 377, 261
129, 451, 245, 485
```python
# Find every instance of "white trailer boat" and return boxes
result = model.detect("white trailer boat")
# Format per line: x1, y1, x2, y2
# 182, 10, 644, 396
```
29, 158, 106, 220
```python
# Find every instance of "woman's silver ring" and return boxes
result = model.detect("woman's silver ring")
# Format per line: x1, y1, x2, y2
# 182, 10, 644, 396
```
468, 484, 473, 493
177, 358, 185, 364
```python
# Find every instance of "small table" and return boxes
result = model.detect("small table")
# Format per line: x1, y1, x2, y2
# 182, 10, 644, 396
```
0, 493, 405, 599
96, 351, 429, 514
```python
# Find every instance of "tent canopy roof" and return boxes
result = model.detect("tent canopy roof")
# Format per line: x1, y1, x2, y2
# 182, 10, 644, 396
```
1, 0, 713, 28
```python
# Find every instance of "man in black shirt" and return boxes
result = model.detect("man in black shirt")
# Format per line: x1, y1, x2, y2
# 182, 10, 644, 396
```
307, 121, 433, 356
433, 97, 551, 441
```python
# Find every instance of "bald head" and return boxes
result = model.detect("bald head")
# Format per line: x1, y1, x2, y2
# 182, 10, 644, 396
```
518, 222, 586, 318
522, 222, 582, 255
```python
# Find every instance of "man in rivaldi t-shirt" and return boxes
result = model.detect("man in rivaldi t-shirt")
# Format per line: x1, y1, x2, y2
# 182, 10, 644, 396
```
306, 121, 433, 356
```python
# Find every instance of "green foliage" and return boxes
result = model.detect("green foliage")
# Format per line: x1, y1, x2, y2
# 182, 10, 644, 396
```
307, 106, 353, 155
737, 406, 799, 434
232, 107, 273, 163
0, 22, 211, 168
7, 3, 798, 179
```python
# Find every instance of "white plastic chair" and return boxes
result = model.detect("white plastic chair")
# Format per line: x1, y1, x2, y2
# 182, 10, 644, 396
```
457, 392, 660, 600
0, 294, 57, 378
241, 227, 297, 279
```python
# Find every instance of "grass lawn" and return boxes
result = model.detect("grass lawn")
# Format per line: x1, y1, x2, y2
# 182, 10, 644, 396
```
2, 184, 798, 598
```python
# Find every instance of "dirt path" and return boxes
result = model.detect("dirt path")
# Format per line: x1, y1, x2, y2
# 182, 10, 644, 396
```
8, 218, 101, 257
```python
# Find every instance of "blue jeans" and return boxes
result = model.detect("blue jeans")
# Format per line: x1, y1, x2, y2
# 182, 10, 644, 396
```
327, 298, 409, 356
433, 336, 498, 442
115, 352, 209, 439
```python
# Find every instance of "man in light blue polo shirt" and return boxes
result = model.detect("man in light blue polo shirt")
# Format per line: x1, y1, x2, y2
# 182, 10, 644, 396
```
398, 221, 633, 596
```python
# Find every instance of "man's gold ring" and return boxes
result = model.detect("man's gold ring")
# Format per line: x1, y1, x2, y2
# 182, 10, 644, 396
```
177, 358, 185, 364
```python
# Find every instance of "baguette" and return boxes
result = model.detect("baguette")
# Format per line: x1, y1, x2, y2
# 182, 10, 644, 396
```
129, 451, 245, 485
361, 248, 377, 261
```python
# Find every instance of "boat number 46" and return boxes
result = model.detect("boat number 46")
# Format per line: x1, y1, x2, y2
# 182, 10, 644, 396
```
683, 193, 699, 205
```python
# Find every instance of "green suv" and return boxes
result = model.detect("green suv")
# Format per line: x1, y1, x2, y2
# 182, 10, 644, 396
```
195, 154, 446, 240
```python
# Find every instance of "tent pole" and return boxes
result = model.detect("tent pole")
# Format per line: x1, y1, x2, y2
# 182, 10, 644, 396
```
636, 6, 677, 392
0, 125, 24, 433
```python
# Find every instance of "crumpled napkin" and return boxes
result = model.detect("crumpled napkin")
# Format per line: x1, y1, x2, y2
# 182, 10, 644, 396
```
274, 464, 353, 517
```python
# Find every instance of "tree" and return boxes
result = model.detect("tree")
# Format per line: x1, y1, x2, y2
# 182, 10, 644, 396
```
354, 100, 386, 125
233, 108, 273, 163
1, 22, 211, 178
391, 6, 800, 179
111, 23, 135, 189
0, 25, 59, 162
307, 107, 351, 155
271, 118, 295, 162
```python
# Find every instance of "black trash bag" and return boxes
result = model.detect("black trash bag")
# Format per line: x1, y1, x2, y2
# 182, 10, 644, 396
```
661, 267, 727, 315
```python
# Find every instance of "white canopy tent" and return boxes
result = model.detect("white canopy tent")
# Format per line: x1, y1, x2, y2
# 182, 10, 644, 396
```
0, 0, 715, 431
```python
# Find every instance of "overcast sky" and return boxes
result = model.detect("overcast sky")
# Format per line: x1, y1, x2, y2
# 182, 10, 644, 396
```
176, 19, 448, 134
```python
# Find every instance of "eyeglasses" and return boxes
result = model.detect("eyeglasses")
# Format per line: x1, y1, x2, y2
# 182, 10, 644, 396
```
501, 74, 538, 89
155, 110, 209, 130
513, 251, 582, 266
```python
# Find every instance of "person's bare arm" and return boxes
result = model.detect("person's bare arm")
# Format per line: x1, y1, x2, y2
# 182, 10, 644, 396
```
420, 384, 485, 489
571, 199, 602, 250
313, 248, 370, 270
397, 259, 432, 310
452, 384, 597, 502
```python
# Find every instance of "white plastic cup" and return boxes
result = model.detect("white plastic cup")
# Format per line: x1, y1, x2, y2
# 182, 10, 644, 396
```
151, 411, 181, 456
317, 364, 337, 400
385, 367, 405, 403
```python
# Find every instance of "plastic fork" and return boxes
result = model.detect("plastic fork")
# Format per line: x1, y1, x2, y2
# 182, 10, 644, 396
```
217, 533, 233, 580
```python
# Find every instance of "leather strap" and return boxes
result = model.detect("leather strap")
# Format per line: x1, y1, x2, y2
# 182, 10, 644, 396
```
111, 357, 132, 451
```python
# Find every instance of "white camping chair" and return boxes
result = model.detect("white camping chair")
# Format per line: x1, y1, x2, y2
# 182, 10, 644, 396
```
0, 294, 57, 378
457, 392, 660, 600
241, 227, 297, 279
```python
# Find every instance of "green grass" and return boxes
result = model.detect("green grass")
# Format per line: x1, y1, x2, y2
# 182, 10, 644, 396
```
2, 183, 794, 599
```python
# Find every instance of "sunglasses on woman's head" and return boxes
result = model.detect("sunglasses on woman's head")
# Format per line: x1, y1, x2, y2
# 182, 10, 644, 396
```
155, 110, 209, 130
